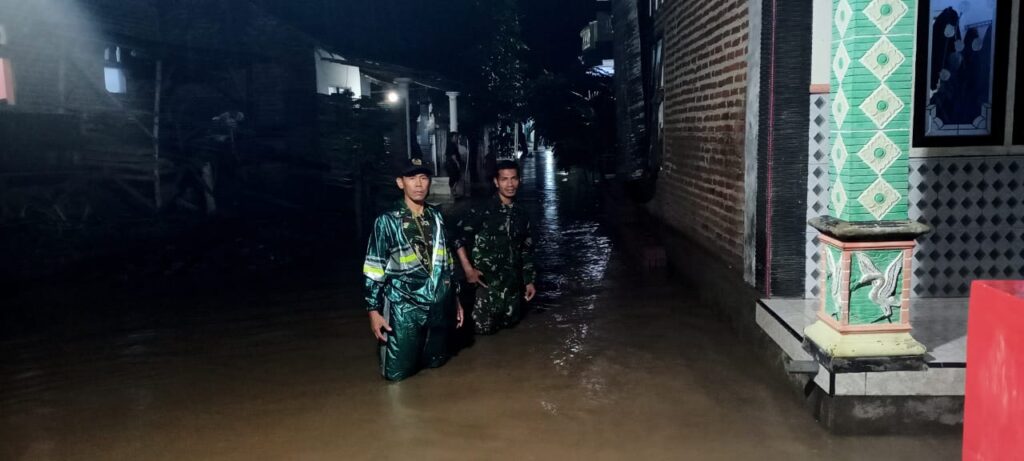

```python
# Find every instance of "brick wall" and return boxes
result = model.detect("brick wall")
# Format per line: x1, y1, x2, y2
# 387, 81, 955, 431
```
650, 0, 749, 268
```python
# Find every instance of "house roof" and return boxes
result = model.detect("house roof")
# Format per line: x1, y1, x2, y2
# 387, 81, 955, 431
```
315, 51, 461, 92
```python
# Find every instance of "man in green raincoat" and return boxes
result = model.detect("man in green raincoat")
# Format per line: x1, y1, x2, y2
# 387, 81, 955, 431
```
364, 157, 463, 381
453, 160, 536, 335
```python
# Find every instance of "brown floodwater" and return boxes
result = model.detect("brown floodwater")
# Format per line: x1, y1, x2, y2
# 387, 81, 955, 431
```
1, 153, 960, 460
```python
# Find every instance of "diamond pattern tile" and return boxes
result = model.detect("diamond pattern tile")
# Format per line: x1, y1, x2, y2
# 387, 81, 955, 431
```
859, 84, 904, 128
800, 107, 1023, 298
835, 0, 853, 38
803, 111, 1023, 298
859, 36, 905, 82
832, 180, 848, 217
864, 0, 909, 33
858, 178, 902, 220
831, 133, 848, 172
805, 232, 823, 298
833, 88, 850, 129
806, 95, 831, 298
809, 95, 830, 164
834, 43, 851, 84
909, 156, 1024, 297
857, 131, 901, 175
808, 164, 830, 215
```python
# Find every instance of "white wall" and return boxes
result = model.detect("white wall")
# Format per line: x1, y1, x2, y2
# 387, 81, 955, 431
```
314, 48, 362, 98
810, 0, 831, 86
360, 75, 371, 98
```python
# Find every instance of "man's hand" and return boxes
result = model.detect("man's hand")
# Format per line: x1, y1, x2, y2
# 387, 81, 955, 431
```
524, 283, 537, 301
457, 247, 487, 287
456, 300, 464, 328
368, 310, 391, 342
465, 266, 488, 287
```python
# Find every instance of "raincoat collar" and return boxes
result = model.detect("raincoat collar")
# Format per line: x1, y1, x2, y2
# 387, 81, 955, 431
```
395, 200, 449, 290
398, 199, 432, 219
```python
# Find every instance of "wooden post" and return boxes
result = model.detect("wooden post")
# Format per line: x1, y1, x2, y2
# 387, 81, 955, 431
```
152, 59, 163, 210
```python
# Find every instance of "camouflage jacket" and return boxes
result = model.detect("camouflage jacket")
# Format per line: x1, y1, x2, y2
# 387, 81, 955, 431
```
363, 201, 456, 313
452, 196, 536, 285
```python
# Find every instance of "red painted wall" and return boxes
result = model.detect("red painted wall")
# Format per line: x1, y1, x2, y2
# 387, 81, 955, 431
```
963, 280, 1024, 460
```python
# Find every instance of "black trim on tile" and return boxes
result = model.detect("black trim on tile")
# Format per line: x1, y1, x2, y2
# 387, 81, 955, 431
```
756, 298, 805, 342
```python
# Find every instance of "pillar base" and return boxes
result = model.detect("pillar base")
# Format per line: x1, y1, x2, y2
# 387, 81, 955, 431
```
804, 320, 926, 365
805, 216, 931, 369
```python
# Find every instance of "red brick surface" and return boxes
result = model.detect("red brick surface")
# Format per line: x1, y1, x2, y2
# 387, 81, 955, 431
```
650, 0, 749, 268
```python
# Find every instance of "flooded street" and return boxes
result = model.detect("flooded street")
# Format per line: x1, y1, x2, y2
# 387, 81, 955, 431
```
1, 153, 959, 460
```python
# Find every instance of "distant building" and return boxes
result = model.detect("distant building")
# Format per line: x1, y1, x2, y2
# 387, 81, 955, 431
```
580, 0, 614, 74
0, 0, 463, 277
609, 0, 663, 182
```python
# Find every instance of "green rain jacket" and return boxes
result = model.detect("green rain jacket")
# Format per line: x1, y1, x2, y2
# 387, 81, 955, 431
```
363, 202, 456, 316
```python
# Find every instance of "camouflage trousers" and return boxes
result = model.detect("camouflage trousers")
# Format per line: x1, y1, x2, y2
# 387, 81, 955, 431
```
472, 277, 523, 335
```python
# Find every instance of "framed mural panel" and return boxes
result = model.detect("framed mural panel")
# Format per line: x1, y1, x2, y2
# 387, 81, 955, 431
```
913, 0, 1010, 147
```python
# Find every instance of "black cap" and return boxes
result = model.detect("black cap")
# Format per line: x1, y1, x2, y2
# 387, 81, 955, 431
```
393, 156, 433, 177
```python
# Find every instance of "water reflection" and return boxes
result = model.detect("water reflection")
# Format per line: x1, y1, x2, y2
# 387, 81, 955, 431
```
1, 149, 617, 457
539, 151, 561, 235
0, 151, 962, 460
521, 152, 612, 376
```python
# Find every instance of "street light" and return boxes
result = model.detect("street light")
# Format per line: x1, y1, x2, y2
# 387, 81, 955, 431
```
369, 80, 412, 158
369, 84, 409, 158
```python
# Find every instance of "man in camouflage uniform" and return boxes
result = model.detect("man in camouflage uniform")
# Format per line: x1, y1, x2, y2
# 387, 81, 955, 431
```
364, 157, 463, 381
453, 160, 536, 335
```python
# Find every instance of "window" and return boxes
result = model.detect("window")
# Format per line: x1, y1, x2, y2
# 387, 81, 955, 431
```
104, 46, 126, 94
914, 0, 1011, 146
581, 25, 593, 51
104, 67, 126, 94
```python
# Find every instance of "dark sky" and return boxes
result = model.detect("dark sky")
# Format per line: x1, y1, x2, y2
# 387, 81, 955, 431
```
519, 0, 596, 74
254, 0, 595, 78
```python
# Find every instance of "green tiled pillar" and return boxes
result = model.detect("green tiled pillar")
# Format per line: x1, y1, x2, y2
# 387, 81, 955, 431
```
805, 0, 931, 362
829, 0, 912, 222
